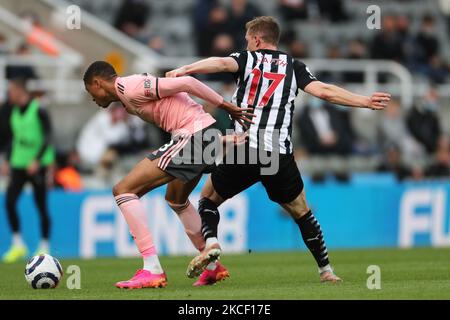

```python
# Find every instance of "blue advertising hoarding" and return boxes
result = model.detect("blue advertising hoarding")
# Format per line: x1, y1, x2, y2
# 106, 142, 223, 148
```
1, 174, 450, 259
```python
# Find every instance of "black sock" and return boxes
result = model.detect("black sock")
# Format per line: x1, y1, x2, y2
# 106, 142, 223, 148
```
198, 197, 220, 241
295, 211, 330, 268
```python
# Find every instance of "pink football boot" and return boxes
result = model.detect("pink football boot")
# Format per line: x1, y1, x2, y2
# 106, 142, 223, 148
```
115, 269, 168, 289
193, 261, 230, 287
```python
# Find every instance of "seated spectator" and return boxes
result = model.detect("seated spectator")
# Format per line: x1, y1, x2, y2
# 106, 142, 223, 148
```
343, 38, 366, 83
426, 136, 450, 178
318, 44, 342, 82
206, 34, 236, 83
377, 144, 413, 181
278, 0, 308, 21
114, 116, 150, 155
378, 98, 424, 160
134, 27, 166, 54
412, 15, 448, 82
298, 97, 355, 156
288, 39, 308, 59
396, 14, 415, 68
425, 55, 449, 84
229, 0, 262, 50
199, 4, 232, 56
114, 0, 150, 39
76, 103, 129, 176
414, 15, 439, 68
280, 28, 308, 59
317, 0, 349, 22
406, 87, 441, 154
370, 14, 404, 62
20, 11, 59, 57
54, 151, 83, 192
193, 0, 220, 56
144, 34, 165, 54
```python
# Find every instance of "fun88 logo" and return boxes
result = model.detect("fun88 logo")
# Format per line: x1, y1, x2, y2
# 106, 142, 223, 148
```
399, 187, 450, 248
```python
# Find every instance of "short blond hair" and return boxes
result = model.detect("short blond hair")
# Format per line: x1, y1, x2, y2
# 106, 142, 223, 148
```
245, 16, 280, 46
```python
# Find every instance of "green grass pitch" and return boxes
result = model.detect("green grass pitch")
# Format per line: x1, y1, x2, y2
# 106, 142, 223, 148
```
1, 247, 450, 300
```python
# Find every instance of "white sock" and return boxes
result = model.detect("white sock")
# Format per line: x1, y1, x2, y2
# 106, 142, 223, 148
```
206, 262, 217, 271
39, 239, 49, 253
206, 237, 219, 248
319, 264, 333, 274
12, 233, 24, 247
143, 255, 164, 274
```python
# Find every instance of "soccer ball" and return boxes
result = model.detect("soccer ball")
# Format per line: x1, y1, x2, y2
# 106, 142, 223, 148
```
24, 254, 63, 289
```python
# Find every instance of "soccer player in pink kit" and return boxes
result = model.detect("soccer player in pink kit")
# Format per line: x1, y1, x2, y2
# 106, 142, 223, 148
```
83, 61, 253, 288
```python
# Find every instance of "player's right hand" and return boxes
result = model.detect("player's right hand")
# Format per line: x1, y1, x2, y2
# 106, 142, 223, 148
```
165, 67, 187, 78
367, 92, 391, 110
0, 161, 10, 177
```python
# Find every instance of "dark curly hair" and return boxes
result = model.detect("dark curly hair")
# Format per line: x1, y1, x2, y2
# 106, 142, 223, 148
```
83, 61, 117, 85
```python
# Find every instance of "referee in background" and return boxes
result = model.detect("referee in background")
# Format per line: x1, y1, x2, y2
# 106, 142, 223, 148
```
1, 78, 55, 263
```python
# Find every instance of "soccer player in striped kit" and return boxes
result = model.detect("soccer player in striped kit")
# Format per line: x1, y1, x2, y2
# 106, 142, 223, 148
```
167, 16, 391, 284
83, 61, 253, 288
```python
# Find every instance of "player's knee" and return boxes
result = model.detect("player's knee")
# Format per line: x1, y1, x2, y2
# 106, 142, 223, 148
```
282, 200, 310, 220
200, 190, 224, 206
164, 192, 186, 206
112, 182, 126, 196
200, 186, 213, 200
198, 196, 219, 211
295, 207, 310, 219
166, 198, 189, 213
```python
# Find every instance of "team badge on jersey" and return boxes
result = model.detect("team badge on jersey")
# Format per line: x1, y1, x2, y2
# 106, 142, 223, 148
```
143, 78, 154, 97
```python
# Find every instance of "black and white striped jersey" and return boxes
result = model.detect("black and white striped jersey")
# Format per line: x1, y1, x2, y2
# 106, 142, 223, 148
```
229, 49, 317, 154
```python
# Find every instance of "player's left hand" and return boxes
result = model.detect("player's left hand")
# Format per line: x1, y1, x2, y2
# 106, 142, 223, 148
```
367, 92, 391, 110
219, 101, 255, 130
27, 160, 40, 176
165, 67, 187, 78
221, 132, 249, 146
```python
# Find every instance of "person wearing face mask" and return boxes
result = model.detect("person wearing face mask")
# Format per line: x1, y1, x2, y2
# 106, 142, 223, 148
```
414, 15, 440, 68
406, 87, 442, 154
298, 97, 354, 156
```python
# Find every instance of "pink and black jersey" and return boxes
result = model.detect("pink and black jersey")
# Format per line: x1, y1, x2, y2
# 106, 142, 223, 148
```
115, 73, 222, 136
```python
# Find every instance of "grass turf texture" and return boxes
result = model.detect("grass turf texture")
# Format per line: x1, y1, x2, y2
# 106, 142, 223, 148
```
1, 247, 449, 300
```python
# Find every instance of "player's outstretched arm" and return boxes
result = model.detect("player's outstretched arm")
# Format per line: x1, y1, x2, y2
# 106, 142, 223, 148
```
304, 81, 391, 110
165, 57, 239, 78
158, 76, 254, 128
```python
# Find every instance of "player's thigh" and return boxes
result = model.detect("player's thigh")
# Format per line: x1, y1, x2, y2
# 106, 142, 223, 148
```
113, 158, 174, 197
261, 154, 304, 206
165, 175, 202, 205
210, 164, 259, 203
280, 189, 310, 220
200, 175, 225, 206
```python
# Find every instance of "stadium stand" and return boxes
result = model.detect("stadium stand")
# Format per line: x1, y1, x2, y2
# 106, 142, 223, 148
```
1, 0, 450, 188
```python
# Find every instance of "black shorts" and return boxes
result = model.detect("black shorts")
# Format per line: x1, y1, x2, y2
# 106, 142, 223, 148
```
147, 126, 220, 182
212, 146, 304, 204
